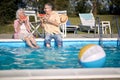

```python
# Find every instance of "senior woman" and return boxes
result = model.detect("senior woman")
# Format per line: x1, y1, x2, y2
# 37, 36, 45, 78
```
14, 8, 39, 48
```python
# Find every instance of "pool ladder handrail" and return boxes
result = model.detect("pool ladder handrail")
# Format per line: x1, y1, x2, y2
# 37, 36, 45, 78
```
111, 16, 120, 48
94, 17, 103, 46
114, 16, 120, 48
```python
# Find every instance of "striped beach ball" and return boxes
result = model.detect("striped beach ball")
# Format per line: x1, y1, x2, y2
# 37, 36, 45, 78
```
78, 44, 106, 68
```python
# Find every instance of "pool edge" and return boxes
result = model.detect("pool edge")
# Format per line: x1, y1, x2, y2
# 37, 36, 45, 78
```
0, 68, 120, 80
0, 38, 118, 42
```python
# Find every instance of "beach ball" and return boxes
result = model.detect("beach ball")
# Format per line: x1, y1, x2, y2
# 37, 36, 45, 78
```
78, 44, 106, 68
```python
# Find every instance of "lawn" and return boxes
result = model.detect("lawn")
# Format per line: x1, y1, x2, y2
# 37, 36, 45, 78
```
0, 24, 14, 34
0, 15, 120, 34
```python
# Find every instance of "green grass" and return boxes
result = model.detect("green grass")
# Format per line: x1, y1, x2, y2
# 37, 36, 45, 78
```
0, 15, 120, 34
0, 24, 14, 34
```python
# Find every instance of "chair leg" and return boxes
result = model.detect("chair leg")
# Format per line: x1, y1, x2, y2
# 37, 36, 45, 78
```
105, 27, 107, 34
109, 25, 111, 34
88, 30, 90, 34
98, 27, 99, 34
74, 28, 78, 34
79, 26, 82, 31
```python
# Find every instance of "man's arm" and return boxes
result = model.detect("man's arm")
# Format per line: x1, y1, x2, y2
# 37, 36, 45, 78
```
47, 20, 60, 27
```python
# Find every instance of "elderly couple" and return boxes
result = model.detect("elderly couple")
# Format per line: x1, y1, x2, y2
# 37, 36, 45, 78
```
14, 3, 63, 48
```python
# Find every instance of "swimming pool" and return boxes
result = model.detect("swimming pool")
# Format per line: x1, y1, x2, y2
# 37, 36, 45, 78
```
0, 38, 120, 70
0, 38, 120, 79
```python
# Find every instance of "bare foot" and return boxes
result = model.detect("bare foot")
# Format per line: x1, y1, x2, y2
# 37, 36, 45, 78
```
58, 45, 62, 48
34, 45, 40, 48
30, 46, 36, 48
46, 44, 51, 48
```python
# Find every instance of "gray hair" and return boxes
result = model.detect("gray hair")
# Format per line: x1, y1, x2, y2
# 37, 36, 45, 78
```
45, 3, 55, 10
16, 8, 25, 19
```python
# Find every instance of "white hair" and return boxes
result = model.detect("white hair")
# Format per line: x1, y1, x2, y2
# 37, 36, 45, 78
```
16, 8, 25, 19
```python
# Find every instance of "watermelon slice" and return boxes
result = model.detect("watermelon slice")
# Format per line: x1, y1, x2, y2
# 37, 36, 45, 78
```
39, 14, 45, 17
20, 15, 27, 20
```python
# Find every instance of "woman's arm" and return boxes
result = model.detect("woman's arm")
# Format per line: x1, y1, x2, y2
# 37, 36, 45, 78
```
24, 17, 31, 32
14, 20, 21, 33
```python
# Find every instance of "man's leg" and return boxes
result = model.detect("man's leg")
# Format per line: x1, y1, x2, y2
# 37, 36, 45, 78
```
45, 33, 52, 48
54, 34, 62, 47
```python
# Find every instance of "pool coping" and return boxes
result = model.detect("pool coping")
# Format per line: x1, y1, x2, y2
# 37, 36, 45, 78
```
0, 68, 120, 80
0, 38, 118, 42
0, 38, 120, 80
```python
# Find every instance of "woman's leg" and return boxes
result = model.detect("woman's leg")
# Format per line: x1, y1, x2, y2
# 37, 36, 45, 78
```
25, 37, 35, 48
29, 36, 39, 48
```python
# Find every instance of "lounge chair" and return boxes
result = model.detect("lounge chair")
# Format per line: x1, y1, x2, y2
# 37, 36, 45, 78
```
66, 20, 79, 34
79, 13, 96, 34
56, 10, 67, 38
56, 10, 79, 37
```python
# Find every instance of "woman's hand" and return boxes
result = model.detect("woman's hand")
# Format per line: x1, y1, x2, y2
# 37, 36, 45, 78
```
18, 19, 23, 24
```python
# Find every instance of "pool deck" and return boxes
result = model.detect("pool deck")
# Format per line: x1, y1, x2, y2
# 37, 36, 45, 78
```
0, 68, 120, 80
0, 33, 118, 39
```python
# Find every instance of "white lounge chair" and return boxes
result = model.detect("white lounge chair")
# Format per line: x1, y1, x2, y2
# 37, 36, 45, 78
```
79, 13, 96, 34
56, 10, 79, 37
56, 10, 67, 38
66, 20, 79, 34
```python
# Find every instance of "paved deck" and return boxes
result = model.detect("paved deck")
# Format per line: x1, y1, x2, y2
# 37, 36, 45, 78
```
0, 34, 118, 39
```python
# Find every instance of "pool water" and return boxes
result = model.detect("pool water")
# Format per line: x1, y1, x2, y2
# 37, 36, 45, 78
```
0, 40, 120, 70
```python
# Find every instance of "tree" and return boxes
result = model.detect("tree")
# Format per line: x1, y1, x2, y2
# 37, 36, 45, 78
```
75, 0, 87, 14
53, 0, 69, 10
74, 0, 120, 15
0, 0, 18, 25
92, 0, 97, 15
37, 0, 69, 13
110, 0, 120, 15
